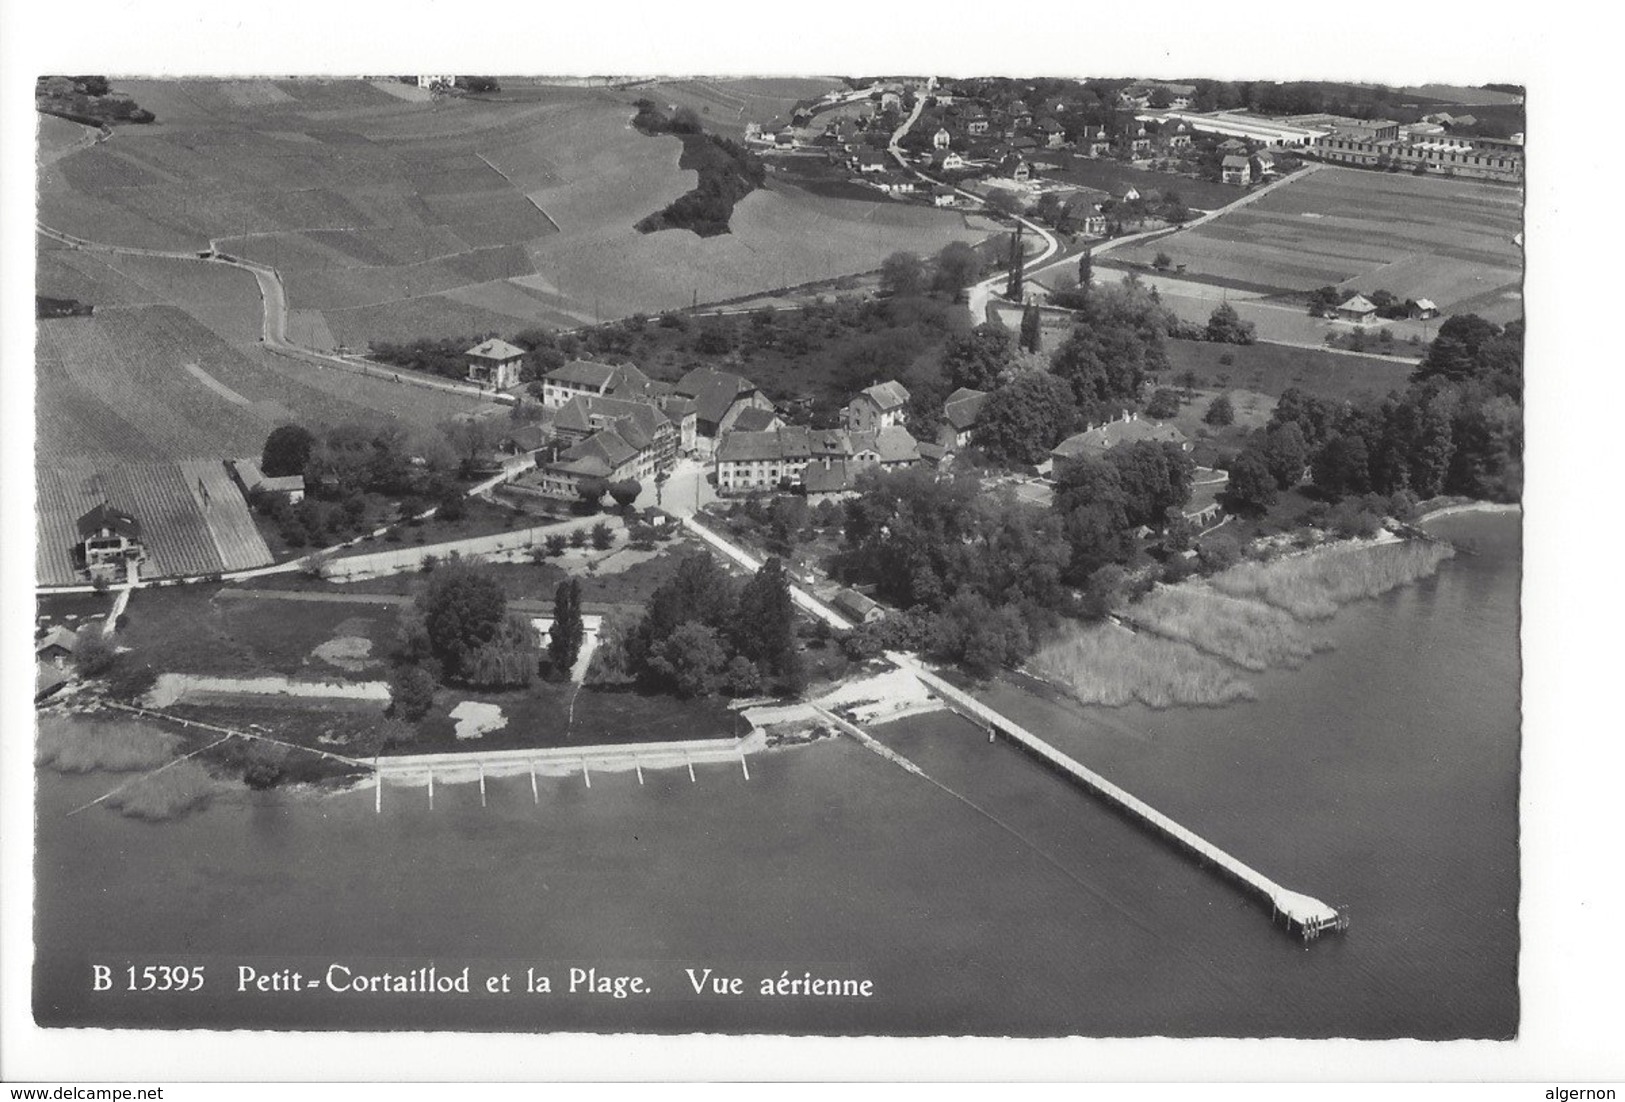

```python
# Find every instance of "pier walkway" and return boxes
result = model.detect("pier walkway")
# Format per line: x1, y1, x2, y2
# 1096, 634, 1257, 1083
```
886, 653, 1345, 941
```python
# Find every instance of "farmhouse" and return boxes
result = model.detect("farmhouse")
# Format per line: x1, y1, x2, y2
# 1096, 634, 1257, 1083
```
931, 184, 958, 207
229, 458, 306, 504
1115, 184, 1141, 203
1410, 298, 1440, 320
714, 427, 813, 493
465, 338, 526, 390
1336, 294, 1378, 323
1048, 414, 1191, 465
76, 503, 146, 582
1221, 155, 1251, 186
540, 360, 652, 409
939, 387, 988, 450
675, 366, 773, 438
845, 380, 910, 434
729, 406, 784, 433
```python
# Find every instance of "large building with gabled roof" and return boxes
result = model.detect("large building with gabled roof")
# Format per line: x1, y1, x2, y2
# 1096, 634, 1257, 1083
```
465, 338, 526, 389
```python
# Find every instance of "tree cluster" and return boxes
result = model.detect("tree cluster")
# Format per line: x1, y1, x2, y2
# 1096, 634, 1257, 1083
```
616, 554, 803, 699
1225, 315, 1522, 512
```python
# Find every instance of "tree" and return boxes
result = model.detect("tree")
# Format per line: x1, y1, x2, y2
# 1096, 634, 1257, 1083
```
73, 634, 117, 679
879, 251, 926, 298
1259, 422, 1310, 489
436, 486, 467, 522
548, 579, 585, 676
1077, 246, 1093, 297
943, 323, 1013, 391
441, 416, 494, 470
544, 533, 568, 557
933, 241, 981, 299
1146, 387, 1182, 419
1204, 394, 1235, 426
418, 567, 508, 682
732, 557, 796, 678
388, 665, 437, 721
1152, 251, 1173, 271
1311, 433, 1372, 499
1004, 222, 1025, 301
609, 479, 642, 512
1205, 301, 1256, 344
724, 654, 762, 696
973, 371, 1080, 466
1019, 302, 1042, 353
261, 424, 316, 478
645, 621, 729, 698
1225, 450, 1277, 513
576, 476, 608, 512
591, 521, 615, 550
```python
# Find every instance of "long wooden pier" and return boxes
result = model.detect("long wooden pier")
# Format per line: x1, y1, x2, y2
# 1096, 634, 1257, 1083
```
887, 653, 1347, 942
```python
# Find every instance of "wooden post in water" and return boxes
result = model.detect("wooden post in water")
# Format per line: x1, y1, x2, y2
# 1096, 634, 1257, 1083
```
530, 761, 539, 804
478, 761, 486, 807
635, 760, 644, 786
428, 766, 434, 811
375, 769, 382, 814
583, 759, 592, 789
687, 754, 696, 784
740, 754, 750, 781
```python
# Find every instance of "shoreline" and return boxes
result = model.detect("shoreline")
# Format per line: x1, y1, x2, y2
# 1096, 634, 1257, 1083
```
1415, 500, 1522, 526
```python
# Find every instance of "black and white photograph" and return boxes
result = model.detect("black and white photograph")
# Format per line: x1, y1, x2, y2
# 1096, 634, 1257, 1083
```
2, 2, 1619, 1087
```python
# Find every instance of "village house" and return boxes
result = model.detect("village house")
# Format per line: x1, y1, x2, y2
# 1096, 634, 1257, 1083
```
1130, 125, 1152, 156
931, 184, 958, 207
966, 113, 991, 136
229, 458, 306, 504
714, 421, 920, 496
1409, 298, 1440, 321
537, 430, 644, 501
1336, 293, 1378, 323
1045, 413, 1191, 470
931, 149, 966, 172
1080, 126, 1112, 158
540, 360, 652, 409
845, 380, 910, 434
1000, 154, 1032, 182
1036, 118, 1067, 149
551, 394, 680, 475
1221, 154, 1251, 186
939, 387, 988, 450
714, 426, 814, 494
1252, 150, 1277, 178
674, 366, 773, 439
1162, 122, 1193, 150
729, 406, 784, 434
932, 126, 952, 150
854, 148, 890, 174
1115, 184, 1141, 203
75, 503, 145, 582
464, 337, 526, 390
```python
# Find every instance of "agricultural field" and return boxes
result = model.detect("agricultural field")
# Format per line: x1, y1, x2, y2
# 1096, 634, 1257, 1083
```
36, 461, 273, 585
1109, 167, 1524, 323
38, 78, 985, 348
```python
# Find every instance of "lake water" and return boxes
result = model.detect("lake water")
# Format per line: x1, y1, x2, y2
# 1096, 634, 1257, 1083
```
32, 513, 1520, 1037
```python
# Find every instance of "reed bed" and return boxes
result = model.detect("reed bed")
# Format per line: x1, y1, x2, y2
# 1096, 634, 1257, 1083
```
1209, 540, 1455, 620
1028, 623, 1256, 708
101, 760, 218, 821
1122, 585, 1334, 671
36, 715, 182, 773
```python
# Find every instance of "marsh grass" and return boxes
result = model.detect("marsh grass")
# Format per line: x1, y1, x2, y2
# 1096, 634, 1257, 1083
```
1028, 623, 1256, 708
1123, 585, 1333, 671
1209, 540, 1454, 619
36, 715, 182, 773
101, 760, 218, 821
